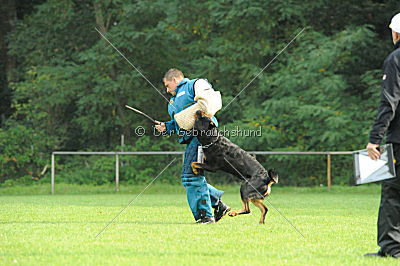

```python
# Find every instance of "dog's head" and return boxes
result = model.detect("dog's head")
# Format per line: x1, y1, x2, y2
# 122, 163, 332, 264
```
268, 169, 279, 184
194, 110, 216, 131
264, 169, 278, 197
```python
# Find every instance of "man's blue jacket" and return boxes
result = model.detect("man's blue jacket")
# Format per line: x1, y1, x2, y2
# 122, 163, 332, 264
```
164, 78, 218, 144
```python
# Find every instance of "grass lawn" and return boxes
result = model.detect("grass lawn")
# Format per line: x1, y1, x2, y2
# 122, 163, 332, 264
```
0, 184, 397, 265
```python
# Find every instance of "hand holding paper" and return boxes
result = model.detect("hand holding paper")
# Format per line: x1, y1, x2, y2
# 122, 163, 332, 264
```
354, 144, 396, 185
366, 143, 381, 160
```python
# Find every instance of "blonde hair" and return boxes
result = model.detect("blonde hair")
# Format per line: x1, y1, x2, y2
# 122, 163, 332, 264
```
163, 68, 184, 81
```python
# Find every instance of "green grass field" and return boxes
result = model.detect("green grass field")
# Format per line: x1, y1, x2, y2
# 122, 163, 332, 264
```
0, 184, 398, 265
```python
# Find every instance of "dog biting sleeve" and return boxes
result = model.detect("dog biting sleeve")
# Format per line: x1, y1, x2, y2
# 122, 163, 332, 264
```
174, 102, 207, 130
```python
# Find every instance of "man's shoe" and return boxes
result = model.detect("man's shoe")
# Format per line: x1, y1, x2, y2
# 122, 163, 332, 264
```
196, 216, 215, 224
214, 200, 231, 222
364, 250, 386, 257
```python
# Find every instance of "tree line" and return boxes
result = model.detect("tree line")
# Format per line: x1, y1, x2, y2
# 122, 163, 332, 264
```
0, 0, 399, 185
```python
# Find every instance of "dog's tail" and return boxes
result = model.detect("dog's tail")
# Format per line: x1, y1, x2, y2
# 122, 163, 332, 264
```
268, 169, 279, 184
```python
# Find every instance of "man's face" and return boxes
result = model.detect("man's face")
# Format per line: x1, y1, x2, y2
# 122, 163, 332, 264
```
392, 30, 400, 44
163, 78, 178, 95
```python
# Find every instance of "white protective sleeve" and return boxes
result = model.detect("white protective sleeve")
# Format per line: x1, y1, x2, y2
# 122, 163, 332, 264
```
194, 79, 222, 117
174, 79, 222, 130
174, 102, 205, 130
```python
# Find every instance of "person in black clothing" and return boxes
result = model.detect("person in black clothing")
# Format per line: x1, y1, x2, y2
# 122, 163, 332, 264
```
365, 13, 400, 258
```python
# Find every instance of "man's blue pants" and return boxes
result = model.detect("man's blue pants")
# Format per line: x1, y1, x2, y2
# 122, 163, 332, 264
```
181, 137, 224, 220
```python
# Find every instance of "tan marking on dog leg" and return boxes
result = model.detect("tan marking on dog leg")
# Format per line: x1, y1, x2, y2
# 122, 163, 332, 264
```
263, 183, 272, 197
251, 199, 268, 224
244, 200, 250, 212
229, 199, 251, 217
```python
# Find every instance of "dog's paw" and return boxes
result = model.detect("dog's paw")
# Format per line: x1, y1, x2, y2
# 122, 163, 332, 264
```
191, 162, 200, 175
228, 210, 238, 217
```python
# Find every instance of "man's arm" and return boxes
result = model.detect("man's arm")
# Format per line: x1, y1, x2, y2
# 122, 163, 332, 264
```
155, 120, 177, 135
369, 56, 400, 145
367, 55, 400, 159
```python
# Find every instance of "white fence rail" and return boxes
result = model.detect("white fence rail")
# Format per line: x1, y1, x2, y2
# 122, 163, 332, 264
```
51, 151, 354, 194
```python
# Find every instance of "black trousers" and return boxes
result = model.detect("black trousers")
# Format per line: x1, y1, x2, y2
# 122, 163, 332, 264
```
378, 143, 400, 256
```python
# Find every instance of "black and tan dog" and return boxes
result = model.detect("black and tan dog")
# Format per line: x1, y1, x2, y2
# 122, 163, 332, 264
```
191, 111, 278, 224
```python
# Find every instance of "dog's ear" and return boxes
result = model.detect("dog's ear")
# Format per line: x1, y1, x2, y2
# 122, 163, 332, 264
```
268, 169, 278, 184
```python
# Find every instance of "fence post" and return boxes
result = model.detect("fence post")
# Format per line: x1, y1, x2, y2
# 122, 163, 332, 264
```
327, 153, 331, 191
51, 153, 55, 195
120, 134, 124, 167
115, 153, 119, 192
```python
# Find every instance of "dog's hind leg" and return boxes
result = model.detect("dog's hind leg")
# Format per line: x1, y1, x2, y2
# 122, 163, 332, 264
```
251, 199, 268, 224
228, 199, 251, 217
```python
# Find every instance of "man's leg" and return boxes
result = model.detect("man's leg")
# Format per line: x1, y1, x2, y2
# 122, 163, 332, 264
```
182, 176, 214, 220
208, 183, 231, 221
377, 182, 400, 257
377, 143, 400, 257
207, 184, 224, 207
194, 137, 230, 221
181, 137, 213, 221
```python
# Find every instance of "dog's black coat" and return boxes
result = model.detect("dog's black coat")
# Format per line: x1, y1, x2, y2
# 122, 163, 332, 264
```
192, 111, 278, 223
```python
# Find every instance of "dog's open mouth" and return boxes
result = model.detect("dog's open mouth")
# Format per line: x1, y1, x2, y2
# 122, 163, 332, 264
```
194, 110, 216, 134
